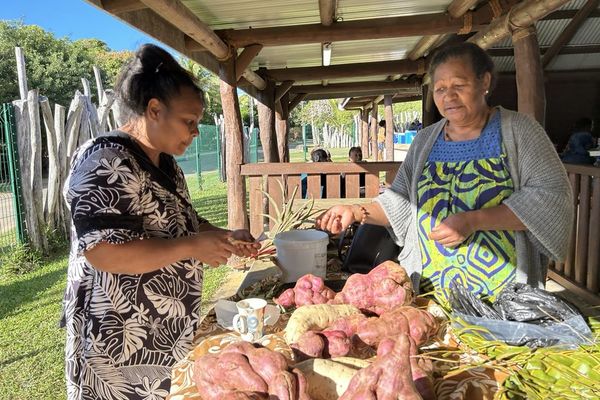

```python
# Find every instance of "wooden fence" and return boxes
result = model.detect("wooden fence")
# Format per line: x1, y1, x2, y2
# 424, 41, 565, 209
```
241, 161, 401, 237
549, 164, 600, 304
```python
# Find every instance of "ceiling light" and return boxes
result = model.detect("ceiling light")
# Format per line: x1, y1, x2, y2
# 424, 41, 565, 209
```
322, 42, 332, 66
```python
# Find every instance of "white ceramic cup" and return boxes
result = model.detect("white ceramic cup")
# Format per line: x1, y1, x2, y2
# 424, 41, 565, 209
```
232, 298, 270, 342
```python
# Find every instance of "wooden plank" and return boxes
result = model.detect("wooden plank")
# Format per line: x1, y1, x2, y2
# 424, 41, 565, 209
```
448, 0, 480, 18
345, 174, 360, 198
241, 161, 401, 175
326, 174, 341, 198
286, 175, 302, 199
548, 270, 600, 306
587, 177, 600, 292
40, 99, 59, 230
365, 173, 380, 198
288, 93, 308, 112
565, 172, 580, 279
575, 175, 591, 284
275, 81, 295, 103
267, 175, 284, 230
307, 175, 322, 199
248, 176, 264, 238
102, 0, 146, 14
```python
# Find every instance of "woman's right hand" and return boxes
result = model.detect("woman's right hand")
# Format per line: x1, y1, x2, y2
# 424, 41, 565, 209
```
191, 230, 237, 267
315, 205, 359, 234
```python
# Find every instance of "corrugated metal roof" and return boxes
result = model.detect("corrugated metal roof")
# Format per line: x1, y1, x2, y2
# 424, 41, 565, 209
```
546, 52, 600, 70
184, 0, 452, 29
491, 56, 515, 72
569, 17, 600, 45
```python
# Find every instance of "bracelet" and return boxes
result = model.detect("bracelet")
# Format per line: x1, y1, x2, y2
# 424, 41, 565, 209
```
354, 204, 369, 225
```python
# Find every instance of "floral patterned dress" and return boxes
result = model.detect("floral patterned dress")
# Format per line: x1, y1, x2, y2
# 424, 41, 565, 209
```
61, 133, 207, 400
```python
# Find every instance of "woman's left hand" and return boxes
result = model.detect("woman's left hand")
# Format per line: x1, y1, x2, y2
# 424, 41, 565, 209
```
229, 229, 261, 257
429, 212, 475, 248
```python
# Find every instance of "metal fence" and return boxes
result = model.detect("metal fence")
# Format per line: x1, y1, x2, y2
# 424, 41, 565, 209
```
0, 103, 25, 252
175, 124, 261, 186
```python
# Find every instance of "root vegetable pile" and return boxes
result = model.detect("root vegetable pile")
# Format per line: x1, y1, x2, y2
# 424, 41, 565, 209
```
275, 261, 414, 314
194, 342, 311, 400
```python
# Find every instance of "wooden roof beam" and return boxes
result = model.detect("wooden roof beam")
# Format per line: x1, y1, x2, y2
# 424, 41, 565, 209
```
265, 58, 428, 81
274, 80, 295, 102
542, 0, 600, 68
303, 88, 413, 101
447, 0, 480, 19
545, 8, 600, 20
469, 0, 573, 49
139, 0, 266, 90
101, 0, 146, 14
489, 44, 600, 57
289, 80, 421, 95
235, 44, 263, 81
288, 93, 308, 112
319, 0, 337, 26
217, 11, 493, 48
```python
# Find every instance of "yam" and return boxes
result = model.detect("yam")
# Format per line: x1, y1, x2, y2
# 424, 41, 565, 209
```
294, 358, 362, 400
284, 304, 361, 344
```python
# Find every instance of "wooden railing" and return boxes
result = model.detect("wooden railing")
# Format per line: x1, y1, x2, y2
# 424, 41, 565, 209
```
241, 162, 401, 237
549, 164, 600, 304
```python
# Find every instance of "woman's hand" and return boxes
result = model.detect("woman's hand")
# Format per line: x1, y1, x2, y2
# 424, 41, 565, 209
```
191, 230, 238, 267
229, 229, 261, 257
429, 212, 475, 248
315, 205, 359, 234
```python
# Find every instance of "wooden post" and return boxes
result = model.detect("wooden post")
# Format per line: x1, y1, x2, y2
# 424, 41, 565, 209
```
257, 80, 279, 162
513, 26, 546, 126
384, 95, 394, 161
54, 103, 69, 236
15, 47, 28, 100
422, 84, 437, 127
93, 66, 104, 104
27, 89, 46, 250
369, 106, 378, 160
360, 108, 369, 157
40, 98, 59, 230
219, 58, 248, 230
276, 92, 290, 162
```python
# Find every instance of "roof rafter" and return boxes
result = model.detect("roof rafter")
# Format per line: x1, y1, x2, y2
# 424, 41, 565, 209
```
541, 0, 600, 68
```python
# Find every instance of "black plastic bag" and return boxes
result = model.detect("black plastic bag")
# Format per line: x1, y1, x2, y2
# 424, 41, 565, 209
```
448, 280, 501, 319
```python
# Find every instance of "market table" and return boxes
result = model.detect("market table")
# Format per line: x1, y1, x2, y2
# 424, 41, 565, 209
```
166, 259, 508, 400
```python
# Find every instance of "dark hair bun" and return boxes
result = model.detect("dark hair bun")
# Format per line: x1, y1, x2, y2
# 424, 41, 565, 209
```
115, 43, 204, 117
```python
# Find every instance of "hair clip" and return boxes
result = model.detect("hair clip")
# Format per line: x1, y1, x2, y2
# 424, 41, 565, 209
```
155, 62, 163, 73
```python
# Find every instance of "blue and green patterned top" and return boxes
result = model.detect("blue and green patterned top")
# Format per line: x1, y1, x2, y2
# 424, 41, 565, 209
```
417, 112, 517, 301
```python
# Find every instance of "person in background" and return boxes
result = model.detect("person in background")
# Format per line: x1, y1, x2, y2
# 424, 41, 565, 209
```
377, 120, 386, 160
348, 146, 363, 162
316, 42, 572, 304
301, 148, 331, 198
342, 147, 366, 197
560, 117, 596, 165
61, 43, 259, 400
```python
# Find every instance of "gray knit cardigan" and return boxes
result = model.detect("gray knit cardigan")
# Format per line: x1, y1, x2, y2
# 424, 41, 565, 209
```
376, 106, 574, 292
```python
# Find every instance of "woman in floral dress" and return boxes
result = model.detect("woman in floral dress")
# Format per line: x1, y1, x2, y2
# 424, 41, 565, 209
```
61, 43, 258, 400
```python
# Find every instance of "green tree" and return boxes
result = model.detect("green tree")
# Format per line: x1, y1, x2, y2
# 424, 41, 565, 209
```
180, 57, 222, 124
0, 21, 128, 106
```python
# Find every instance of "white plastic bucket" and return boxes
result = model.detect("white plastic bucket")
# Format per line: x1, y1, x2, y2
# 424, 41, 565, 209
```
274, 229, 329, 283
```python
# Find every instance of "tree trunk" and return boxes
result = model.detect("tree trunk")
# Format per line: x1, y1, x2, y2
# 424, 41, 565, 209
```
384, 95, 394, 161
361, 108, 369, 157
219, 58, 248, 230
257, 80, 279, 162
276, 92, 290, 162
369, 106, 378, 160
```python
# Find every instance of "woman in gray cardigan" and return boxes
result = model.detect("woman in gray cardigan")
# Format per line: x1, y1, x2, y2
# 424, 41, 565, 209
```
316, 43, 573, 299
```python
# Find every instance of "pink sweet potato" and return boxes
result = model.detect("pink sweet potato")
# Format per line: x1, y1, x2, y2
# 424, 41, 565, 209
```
194, 342, 311, 400
339, 333, 422, 400
275, 274, 336, 308
292, 329, 352, 359
332, 261, 414, 315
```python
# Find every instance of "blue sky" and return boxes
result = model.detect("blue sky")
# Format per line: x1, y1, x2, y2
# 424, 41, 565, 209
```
2, 0, 161, 51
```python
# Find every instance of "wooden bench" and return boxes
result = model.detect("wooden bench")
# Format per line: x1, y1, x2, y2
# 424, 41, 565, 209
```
241, 162, 401, 236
